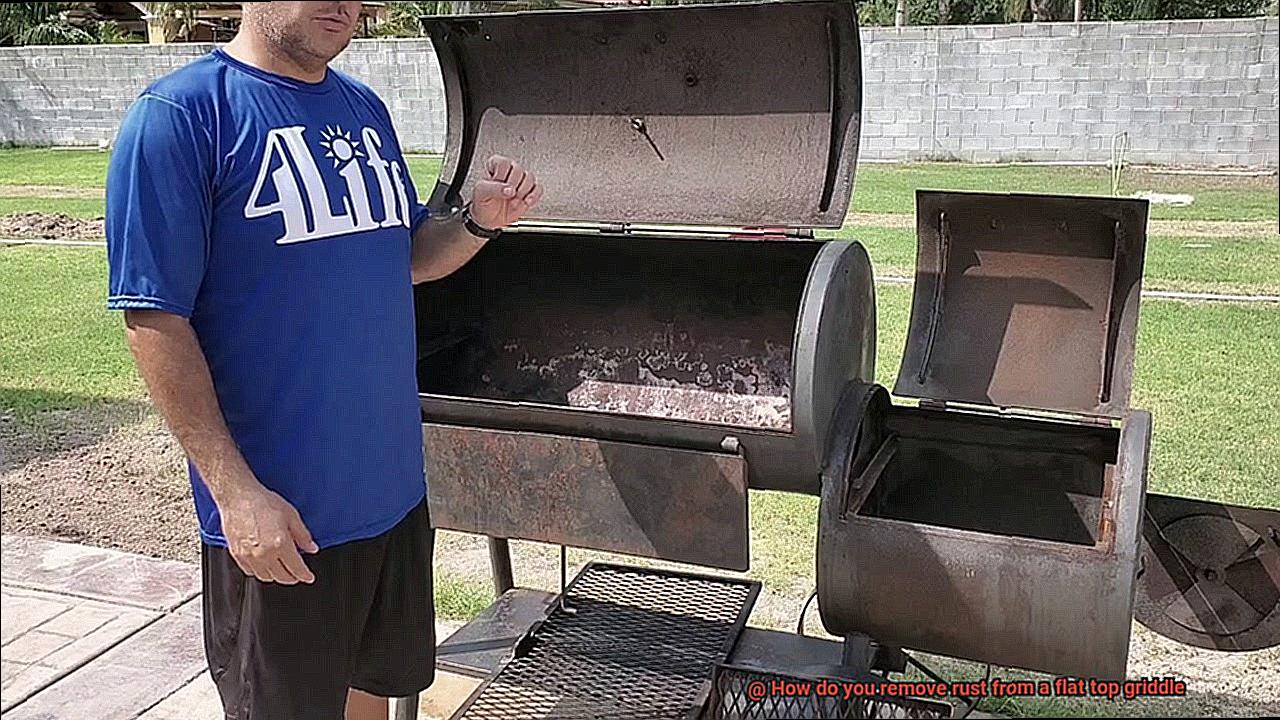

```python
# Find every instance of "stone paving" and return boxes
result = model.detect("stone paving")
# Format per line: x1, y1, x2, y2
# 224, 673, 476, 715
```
0, 535, 467, 720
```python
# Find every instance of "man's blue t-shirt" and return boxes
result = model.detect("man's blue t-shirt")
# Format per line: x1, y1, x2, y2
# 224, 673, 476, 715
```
105, 50, 427, 548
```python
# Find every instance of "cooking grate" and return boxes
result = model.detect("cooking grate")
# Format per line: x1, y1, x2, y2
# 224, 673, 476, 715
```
705, 665, 954, 720
452, 563, 760, 720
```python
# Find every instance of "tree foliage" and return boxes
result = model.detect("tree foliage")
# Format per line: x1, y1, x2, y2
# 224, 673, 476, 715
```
1091, 0, 1271, 19
0, 3, 95, 46
856, 0, 1271, 22
371, 1, 562, 37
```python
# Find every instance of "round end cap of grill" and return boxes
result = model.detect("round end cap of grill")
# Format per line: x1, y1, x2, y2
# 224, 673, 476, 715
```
1135, 507, 1280, 651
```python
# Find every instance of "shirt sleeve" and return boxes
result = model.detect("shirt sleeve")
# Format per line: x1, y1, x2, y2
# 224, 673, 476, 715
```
105, 93, 214, 318
409, 194, 432, 235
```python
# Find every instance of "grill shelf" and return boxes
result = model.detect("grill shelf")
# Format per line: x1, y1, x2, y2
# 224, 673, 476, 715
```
452, 563, 761, 720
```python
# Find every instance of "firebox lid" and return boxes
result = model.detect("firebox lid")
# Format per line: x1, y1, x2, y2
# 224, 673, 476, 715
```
894, 191, 1149, 419
421, 0, 862, 230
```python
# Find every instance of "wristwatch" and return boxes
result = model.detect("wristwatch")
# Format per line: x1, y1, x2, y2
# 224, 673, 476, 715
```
461, 204, 502, 240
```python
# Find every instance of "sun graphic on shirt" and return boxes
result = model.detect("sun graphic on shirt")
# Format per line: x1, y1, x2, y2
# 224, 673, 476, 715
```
319, 125, 363, 168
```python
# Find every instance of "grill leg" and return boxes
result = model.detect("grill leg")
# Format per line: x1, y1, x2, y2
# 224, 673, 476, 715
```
841, 632, 875, 674
488, 536, 514, 595
393, 696, 418, 720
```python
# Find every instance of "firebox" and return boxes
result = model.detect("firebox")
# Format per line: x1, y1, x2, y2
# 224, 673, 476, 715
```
817, 190, 1152, 680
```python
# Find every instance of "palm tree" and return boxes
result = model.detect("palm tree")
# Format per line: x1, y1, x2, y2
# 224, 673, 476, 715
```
0, 3, 95, 46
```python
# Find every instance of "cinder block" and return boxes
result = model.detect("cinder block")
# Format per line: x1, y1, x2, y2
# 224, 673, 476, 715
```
1102, 108, 1132, 123
904, 109, 930, 124
1059, 64, 1091, 80
1191, 109, 1225, 123
1176, 93, 1214, 108
1006, 94, 1032, 109
1015, 107, 1046, 123
1032, 65, 1064, 81
988, 136, 1016, 151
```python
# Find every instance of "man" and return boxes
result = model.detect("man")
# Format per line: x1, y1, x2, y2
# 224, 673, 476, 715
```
104, 3, 541, 718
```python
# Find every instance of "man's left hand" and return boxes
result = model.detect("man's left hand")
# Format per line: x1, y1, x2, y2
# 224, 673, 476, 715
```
470, 155, 542, 231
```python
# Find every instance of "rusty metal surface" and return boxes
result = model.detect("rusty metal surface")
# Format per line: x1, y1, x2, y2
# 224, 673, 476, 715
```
566, 380, 791, 431
424, 0, 861, 229
895, 191, 1149, 418
416, 236, 876, 495
417, 233, 810, 431
424, 424, 750, 570
817, 407, 1150, 679
436, 588, 557, 679
1136, 493, 1280, 651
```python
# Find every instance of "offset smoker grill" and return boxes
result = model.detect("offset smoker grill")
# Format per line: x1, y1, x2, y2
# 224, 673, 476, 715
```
415, 0, 870, 572
408, 1, 1280, 717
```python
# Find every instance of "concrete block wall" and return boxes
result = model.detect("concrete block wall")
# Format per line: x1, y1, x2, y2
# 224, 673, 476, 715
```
861, 16, 1279, 166
0, 17, 1276, 167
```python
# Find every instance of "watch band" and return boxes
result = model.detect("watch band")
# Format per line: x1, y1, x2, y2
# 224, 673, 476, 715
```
462, 206, 502, 240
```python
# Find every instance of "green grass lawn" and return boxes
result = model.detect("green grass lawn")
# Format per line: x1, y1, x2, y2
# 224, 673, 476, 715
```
0, 197, 106, 219
834, 226, 1280, 295
3, 148, 1274, 222
0, 247, 142, 414
848, 162, 1279, 222
0, 148, 113, 188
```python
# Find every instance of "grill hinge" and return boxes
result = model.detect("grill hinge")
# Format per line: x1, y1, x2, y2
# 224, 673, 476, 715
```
915, 398, 1119, 427
508, 221, 819, 239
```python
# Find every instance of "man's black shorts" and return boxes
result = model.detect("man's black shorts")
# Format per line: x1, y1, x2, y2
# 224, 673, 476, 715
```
201, 499, 435, 720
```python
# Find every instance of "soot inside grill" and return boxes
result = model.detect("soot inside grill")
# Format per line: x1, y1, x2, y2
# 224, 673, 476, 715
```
415, 233, 820, 431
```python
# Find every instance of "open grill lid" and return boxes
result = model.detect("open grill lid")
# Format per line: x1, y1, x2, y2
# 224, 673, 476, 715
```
422, 0, 862, 230
894, 191, 1150, 419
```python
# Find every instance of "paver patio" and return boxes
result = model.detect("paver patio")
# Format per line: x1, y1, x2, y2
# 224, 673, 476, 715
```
1, 535, 464, 720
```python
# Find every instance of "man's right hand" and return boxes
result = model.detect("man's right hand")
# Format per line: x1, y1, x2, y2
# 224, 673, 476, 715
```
122, 310, 319, 585
217, 481, 319, 585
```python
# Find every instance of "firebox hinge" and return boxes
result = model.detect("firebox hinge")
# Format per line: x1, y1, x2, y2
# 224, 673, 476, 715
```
918, 398, 1119, 427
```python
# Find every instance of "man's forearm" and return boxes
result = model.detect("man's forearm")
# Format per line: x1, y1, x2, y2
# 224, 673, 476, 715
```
123, 310, 260, 504
410, 215, 488, 284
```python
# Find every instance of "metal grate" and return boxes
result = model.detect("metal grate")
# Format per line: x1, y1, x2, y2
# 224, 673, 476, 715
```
706, 666, 954, 720
453, 563, 760, 720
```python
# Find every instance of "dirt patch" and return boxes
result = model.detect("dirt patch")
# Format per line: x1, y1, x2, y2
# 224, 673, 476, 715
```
1, 409, 199, 564
0, 185, 103, 199
3, 406, 1277, 716
0, 212, 104, 241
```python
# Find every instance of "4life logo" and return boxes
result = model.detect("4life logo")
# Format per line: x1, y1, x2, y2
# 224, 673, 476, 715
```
245, 124, 413, 245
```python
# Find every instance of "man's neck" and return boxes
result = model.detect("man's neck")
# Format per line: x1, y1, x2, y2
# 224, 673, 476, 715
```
222, 31, 326, 84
